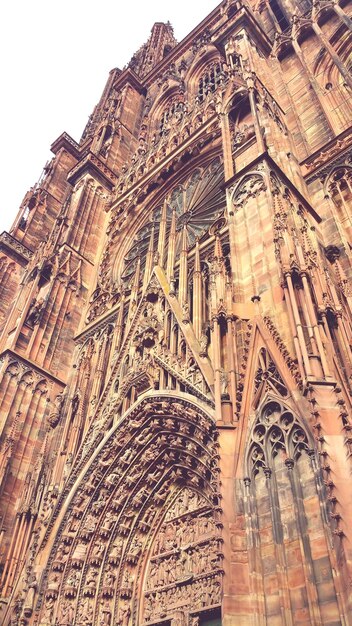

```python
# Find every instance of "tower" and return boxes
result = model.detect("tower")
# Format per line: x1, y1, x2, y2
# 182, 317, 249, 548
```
1, 1, 352, 624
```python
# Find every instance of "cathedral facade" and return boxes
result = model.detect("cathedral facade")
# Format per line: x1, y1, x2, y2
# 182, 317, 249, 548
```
1, 0, 352, 624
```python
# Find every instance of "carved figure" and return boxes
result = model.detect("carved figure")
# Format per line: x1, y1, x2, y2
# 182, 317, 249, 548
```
46, 572, 60, 598
63, 452, 73, 480
109, 536, 123, 560
199, 332, 208, 356
23, 572, 37, 617
39, 597, 55, 625
182, 302, 190, 322
65, 569, 80, 589
100, 598, 112, 625
103, 566, 116, 588
121, 569, 133, 590
48, 393, 65, 428
26, 297, 44, 325
58, 599, 75, 625
117, 601, 131, 626
92, 540, 105, 560
78, 597, 94, 624
54, 542, 68, 568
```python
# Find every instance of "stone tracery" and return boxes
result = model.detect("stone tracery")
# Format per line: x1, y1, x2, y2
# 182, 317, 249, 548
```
119, 157, 225, 287
244, 397, 341, 624
1, 1, 352, 625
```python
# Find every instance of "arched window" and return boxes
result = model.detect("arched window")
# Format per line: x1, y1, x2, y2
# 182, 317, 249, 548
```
18, 194, 37, 231
163, 44, 172, 58
18, 207, 30, 231
244, 397, 340, 624
197, 63, 223, 103
269, 0, 290, 31
159, 99, 186, 134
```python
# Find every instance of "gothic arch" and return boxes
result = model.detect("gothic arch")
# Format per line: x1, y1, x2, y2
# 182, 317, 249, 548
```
184, 47, 223, 98
222, 87, 249, 117
244, 395, 314, 478
243, 395, 342, 624
34, 392, 222, 626
233, 319, 306, 486
147, 86, 186, 132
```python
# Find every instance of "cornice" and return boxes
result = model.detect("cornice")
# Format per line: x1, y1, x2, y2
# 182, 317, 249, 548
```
301, 127, 352, 182
111, 66, 146, 94
0, 231, 33, 266
50, 132, 81, 159
223, 151, 322, 222
67, 151, 118, 189
0, 349, 66, 387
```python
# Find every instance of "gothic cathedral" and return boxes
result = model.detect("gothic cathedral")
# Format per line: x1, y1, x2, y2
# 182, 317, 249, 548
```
1, 1, 352, 624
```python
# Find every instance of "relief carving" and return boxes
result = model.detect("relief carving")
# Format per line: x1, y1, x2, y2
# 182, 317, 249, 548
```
142, 487, 222, 623
34, 396, 220, 626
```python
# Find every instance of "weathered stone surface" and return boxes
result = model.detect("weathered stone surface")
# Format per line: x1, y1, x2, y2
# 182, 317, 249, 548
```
1, 1, 352, 625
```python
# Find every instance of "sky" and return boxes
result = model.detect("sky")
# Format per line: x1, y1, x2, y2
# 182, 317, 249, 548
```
0, 0, 219, 234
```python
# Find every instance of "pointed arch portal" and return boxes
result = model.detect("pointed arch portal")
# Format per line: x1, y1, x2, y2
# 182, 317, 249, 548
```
35, 393, 223, 626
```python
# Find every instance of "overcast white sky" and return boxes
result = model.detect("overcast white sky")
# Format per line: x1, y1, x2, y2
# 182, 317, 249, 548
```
0, 0, 219, 234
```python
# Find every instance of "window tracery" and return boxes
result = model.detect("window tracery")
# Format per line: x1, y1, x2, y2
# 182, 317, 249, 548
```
159, 99, 187, 134
119, 159, 225, 287
247, 399, 311, 476
254, 348, 288, 399
244, 396, 340, 623
196, 63, 224, 104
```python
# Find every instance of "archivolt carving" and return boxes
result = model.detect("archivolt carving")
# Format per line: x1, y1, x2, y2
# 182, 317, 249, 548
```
36, 394, 222, 626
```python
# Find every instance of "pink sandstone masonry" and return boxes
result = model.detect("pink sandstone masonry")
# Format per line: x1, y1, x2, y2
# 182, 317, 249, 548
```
0, 1, 352, 624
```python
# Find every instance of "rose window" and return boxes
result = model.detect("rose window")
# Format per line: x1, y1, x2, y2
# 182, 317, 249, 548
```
120, 158, 225, 286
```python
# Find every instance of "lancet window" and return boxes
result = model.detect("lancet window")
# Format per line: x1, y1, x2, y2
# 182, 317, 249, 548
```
245, 397, 340, 623
18, 194, 37, 231
268, 0, 290, 31
197, 63, 224, 103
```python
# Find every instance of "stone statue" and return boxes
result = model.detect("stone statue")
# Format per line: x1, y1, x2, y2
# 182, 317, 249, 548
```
199, 331, 208, 356
23, 572, 37, 617
100, 598, 112, 625
48, 393, 64, 428
26, 297, 44, 325
39, 597, 55, 625
117, 601, 131, 626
